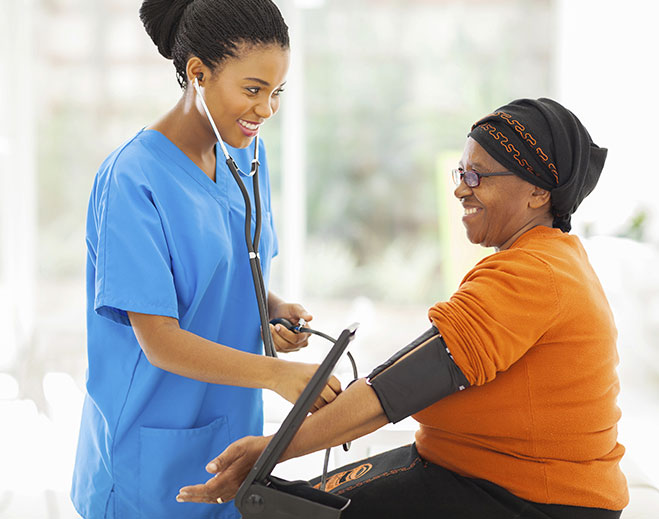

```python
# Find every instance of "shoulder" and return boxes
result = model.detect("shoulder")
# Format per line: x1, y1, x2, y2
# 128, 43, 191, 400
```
464, 227, 585, 296
510, 226, 587, 275
94, 130, 169, 194
485, 227, 579, 267
91, 130, 173, 220
469, 245, 554, 280
461, 237, 560, 300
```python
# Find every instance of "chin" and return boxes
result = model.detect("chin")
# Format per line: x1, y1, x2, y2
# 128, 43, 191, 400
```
464, 229, 481, 245
227, 138, 253, 149
236, 138, 255, 149
221, 130, 254, 149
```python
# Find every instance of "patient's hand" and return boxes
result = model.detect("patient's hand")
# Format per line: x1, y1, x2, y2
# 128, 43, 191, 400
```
176, 435, 270, 504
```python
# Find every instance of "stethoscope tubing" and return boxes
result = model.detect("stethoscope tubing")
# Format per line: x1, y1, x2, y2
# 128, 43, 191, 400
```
224, 153, 277, 358
193, 76, 276, 358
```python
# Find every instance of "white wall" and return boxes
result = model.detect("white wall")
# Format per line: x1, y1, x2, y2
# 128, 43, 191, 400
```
557, 0, 659, 486
556, 0, 659, 239
0, 0, 37, 368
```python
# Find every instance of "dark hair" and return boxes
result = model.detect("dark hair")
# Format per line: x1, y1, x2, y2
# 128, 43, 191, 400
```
140, 0, 290, 88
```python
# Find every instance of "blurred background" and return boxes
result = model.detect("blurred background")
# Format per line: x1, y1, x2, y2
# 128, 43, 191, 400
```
1, 0, 658, 517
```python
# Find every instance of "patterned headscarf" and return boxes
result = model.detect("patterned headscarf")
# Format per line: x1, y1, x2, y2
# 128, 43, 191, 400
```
468, 98, 607, 232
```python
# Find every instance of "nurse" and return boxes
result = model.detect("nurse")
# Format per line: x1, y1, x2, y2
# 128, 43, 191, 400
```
70, 1, 340, 518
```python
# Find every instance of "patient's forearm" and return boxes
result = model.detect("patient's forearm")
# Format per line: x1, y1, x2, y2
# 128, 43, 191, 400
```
281, 378, 389, 462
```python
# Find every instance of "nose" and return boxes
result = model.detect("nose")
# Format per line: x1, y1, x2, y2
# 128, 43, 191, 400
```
253, 96, 278, 120
453, 179, 472, 199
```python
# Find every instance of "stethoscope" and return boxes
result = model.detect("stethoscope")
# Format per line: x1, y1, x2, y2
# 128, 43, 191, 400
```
194, 76, 357, 487
193, 75, 277, 358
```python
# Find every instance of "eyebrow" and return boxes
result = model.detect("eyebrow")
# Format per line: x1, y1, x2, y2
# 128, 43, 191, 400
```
467, 161, 486, 170
243, 77, 287, 88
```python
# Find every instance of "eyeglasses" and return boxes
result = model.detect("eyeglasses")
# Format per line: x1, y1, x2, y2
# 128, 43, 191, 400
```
451, 168, 515, 188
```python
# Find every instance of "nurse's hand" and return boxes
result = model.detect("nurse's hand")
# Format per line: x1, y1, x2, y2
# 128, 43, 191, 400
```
268, 301, 312, 353
177, 435, 270, 504
273, 361, 342, 412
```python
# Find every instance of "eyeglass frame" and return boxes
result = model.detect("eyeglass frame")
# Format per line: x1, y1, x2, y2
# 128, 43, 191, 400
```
451, 168, 516, 188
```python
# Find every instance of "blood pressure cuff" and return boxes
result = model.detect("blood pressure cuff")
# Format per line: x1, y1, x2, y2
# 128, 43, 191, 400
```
366, 326, 470, 423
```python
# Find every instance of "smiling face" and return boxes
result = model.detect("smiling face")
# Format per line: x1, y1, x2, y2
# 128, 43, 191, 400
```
455, 137, 553, 251
191, 43, 290, 149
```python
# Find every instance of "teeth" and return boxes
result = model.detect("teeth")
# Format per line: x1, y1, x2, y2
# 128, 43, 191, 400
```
240, 120, 259, 130
464, 207, 479, 215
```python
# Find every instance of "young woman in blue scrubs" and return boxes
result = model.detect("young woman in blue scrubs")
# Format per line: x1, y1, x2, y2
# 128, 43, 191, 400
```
70, 1, 340, 517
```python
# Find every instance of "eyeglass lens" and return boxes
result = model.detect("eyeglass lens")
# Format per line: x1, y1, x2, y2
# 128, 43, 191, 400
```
452, 169, 479, 187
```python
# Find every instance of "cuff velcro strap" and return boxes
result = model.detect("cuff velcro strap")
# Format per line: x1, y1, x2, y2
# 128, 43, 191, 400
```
367, 327, 469, 423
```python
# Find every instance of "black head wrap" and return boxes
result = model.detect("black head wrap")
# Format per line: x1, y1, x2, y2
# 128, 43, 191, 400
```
468, 97, 607, 232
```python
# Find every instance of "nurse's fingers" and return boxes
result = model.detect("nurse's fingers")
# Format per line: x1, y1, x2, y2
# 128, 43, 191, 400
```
285, 303, 313, 324
274, 322, 310, 345
310, 375, 342, 412
326, 374, 342, 394
270, 323, 310, 353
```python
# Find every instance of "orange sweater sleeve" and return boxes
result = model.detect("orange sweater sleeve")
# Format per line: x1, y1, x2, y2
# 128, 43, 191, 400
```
429, 249, 559, 386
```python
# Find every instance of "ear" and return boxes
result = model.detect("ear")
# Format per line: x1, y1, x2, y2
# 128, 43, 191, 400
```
528, 185, 551, 210
185, 57, 210, 85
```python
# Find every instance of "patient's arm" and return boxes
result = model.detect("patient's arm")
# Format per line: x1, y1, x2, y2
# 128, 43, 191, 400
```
177, 378, 387, 504
176, 326, 469, 504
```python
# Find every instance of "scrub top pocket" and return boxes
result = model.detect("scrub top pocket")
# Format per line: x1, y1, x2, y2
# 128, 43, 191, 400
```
138, 416, 238, 519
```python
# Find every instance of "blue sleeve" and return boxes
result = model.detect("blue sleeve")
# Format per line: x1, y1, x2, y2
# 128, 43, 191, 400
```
92, 158, 179, 326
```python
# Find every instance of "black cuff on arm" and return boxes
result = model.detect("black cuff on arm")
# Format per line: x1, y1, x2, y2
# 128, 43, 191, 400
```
367, 327, 470, 423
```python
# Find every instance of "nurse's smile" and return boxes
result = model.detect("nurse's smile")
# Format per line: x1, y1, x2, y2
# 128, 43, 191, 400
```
238, 118, 262, 137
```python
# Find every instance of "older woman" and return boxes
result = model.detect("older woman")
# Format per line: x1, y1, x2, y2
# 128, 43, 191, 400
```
178, 98, 628, 518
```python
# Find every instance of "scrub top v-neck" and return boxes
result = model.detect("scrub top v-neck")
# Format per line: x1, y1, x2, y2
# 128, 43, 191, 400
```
72, 129, 278, 519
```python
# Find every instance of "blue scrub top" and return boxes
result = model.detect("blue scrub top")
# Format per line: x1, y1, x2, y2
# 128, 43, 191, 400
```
71, 129, 278, 519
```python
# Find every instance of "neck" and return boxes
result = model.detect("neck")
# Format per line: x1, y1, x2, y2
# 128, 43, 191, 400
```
149, 91, 218, 162
495, 213, 554, 252
147, 92, 219, 180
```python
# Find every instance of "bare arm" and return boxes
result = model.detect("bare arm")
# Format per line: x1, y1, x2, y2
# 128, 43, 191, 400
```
128, 312, 341, 407
129, 312, 277, 387
177, 378, 388, 503
282, 378, 387, 460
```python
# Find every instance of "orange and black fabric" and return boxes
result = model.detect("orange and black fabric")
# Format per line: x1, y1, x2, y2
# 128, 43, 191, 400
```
416, 226, 628, 511
311, 444, 622, 519
468, 97, 607, 232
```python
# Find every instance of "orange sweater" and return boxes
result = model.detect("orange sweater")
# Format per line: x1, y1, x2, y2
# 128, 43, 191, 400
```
415, 226, 628, 510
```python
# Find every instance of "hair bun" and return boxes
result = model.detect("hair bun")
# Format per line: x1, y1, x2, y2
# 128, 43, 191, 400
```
139, 0, 194, 59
